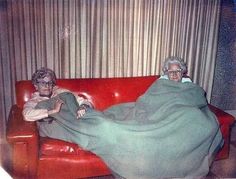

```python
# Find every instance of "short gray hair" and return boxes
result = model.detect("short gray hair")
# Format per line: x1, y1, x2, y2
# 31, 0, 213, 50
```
162, 56, 187, 75
32, 67, 56, 86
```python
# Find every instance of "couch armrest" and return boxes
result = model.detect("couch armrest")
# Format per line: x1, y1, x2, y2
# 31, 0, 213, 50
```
209, 104, 235, 125
208, 104, 235, 160
6, 105, 39, 178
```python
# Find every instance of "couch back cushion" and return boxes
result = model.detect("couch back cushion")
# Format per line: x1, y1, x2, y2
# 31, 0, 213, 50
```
15, 76, 158, 110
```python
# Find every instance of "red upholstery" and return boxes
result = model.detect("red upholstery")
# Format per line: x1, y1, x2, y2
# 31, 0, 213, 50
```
7, 76, 235, 179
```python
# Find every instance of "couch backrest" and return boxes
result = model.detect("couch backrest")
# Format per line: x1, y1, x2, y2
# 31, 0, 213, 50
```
15, 76, 158, 110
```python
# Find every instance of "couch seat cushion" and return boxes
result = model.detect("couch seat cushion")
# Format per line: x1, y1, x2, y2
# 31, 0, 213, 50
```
40, 137, 85, 155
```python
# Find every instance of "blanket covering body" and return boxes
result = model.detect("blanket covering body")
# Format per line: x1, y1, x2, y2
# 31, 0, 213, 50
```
36, 79, 223, 178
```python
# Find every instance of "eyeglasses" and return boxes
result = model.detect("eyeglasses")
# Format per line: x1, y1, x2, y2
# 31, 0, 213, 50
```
37, 81, 54, 87
167, 69, 183, 75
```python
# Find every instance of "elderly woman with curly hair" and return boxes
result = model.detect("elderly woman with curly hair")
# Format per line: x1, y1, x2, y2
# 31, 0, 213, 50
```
22, 67, 93, 122
160, 56, 192, 83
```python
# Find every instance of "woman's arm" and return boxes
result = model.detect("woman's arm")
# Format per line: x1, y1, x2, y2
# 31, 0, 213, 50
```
22, 100, 49, 121
22, 98, 64, 121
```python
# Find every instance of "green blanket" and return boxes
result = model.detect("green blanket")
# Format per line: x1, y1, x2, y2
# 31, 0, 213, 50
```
36, 79, 223, 178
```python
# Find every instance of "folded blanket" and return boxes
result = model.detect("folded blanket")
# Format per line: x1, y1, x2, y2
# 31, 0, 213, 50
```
36, 79, 223, 178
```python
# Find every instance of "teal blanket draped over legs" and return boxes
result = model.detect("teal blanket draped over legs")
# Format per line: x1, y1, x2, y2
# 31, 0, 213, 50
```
36, 79, 223, 178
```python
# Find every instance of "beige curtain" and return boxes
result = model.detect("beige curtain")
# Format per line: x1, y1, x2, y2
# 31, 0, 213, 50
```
0, 0, 221, 164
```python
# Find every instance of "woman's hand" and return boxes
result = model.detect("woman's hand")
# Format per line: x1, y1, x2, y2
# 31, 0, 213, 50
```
77, 104, 90, 119
48, 98, 64, 115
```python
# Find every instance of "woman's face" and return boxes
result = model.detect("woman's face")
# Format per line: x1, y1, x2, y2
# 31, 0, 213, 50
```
34, 76, 54, 97
167, 63, 183, 82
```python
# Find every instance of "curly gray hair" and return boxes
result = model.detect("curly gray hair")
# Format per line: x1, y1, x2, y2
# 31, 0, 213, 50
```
162, 56, 187, 75
32, 67, 56, 86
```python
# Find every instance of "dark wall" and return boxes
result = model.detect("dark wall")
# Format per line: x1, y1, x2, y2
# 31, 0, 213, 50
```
211, 0, 236, 110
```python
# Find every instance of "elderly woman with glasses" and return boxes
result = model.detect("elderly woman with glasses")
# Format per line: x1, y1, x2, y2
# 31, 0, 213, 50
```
22, 67, 93, 122
160, 56, 192, 83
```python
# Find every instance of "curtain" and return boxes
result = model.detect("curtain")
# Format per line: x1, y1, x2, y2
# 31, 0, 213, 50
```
0, 0, 221, 161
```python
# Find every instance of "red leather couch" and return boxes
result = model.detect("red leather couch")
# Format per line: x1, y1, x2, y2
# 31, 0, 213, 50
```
7, 76, 235, 179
